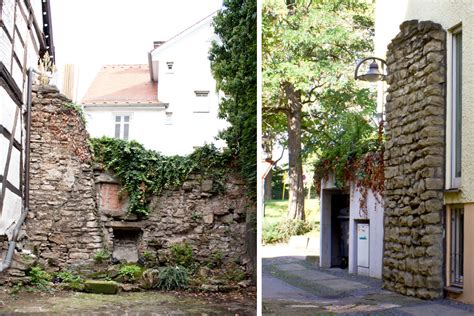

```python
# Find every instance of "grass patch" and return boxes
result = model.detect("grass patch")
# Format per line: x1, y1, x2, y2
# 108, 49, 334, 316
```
263, 199, 320, 244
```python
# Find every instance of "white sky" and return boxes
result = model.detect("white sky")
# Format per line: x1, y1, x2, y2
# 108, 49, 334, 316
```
50, 0, 223, 102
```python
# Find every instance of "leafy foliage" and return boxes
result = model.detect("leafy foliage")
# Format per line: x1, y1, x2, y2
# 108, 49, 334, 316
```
262, 0, 376, 218
313, 118, 384, 213
210, 0, 257, 201
91, 137, 232, 216
27, 266, 52, 287
262, 219, 315, 244
157, 266, 189, 291
93, 249, 111, 264
223, 262, 247, 282
118, 264, 143, 283
170, 243, 194, 268
63, 102, 87, 126
55, 271, 84, 291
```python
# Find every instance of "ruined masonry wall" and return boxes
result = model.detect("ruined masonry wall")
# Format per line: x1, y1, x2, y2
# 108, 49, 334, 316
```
3, 85, 252, 281
96, 171, 249, 267
19, 85, 104, 270
383, 20, 446, 299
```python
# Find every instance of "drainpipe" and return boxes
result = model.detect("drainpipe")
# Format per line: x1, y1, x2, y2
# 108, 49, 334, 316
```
0, 68, 34, 272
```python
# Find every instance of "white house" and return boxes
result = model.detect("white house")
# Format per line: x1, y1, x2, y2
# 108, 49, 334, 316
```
82, 12, 227, 156
319, 175, 384, 279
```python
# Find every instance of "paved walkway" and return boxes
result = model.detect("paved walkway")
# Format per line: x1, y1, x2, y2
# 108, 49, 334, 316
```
262, 245, 474, 315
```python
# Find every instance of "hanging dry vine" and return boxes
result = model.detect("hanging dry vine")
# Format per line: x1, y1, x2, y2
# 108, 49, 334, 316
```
314, 119, 384, 216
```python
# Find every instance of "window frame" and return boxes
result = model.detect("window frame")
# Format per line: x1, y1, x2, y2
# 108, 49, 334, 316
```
113, 113, 132, 140
448, 205, 464, 288
166, 61, 174, 74
193, 90, 210, 113
165, 111, 173, 125
450, 26, 462, 189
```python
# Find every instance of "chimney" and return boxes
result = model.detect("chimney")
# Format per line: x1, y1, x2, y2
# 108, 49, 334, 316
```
153, 41, 165, 49
62, 64, 75, 100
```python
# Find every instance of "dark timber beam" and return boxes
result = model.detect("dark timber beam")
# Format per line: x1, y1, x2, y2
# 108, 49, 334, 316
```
0, 125, 22, 151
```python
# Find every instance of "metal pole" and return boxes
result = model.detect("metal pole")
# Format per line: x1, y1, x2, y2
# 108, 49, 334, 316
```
25, 68, 33, 209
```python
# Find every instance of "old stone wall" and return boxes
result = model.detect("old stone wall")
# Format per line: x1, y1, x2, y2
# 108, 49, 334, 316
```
1, 85, 253, 282
95, 169, 251, 271
18, 85, 104, 271
383, 21, 446, 299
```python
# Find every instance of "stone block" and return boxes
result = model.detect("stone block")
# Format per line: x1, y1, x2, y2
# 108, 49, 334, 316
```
221, 214, 234, 224
201, 180, 213, 192
84, 280, 118, 294
203, 214, 214, 224
420, 212, 440, 225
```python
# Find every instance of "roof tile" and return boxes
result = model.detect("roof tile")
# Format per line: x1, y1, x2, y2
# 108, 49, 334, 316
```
82, 65, 159, 105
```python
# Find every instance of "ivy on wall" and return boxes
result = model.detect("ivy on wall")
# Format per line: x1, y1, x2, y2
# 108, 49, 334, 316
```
313, 117, 384, 214
90, 137, 232, 216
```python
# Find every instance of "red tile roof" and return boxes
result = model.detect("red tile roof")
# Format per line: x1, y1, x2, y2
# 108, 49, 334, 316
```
82, 65, 159, 105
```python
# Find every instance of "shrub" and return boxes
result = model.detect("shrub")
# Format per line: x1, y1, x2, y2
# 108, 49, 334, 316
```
27, 266, 52, 287
143, 250, 153, 261
93, 249, 111, 264
262, 219, 314, 244
157, 266, 189, 291
55, 271, 84, 291
207, 250, 224, 268
223, 263, 247, 282
118, 264, 143, 283
170, 243, 194, 268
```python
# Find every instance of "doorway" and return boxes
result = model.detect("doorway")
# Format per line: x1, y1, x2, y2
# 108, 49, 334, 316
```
331, 193, 350, 268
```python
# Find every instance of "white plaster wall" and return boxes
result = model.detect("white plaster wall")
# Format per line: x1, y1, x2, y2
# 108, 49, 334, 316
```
0, 2, 44, 238
85, 105, 225, 156
348, 184, 384, 279
150, 16, 228, 155
0, 88, 21, 140
376, 0, 474, 203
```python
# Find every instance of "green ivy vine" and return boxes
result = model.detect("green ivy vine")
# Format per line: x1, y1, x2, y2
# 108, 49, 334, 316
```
313, 116, 384, 214
90, 137, 233, 216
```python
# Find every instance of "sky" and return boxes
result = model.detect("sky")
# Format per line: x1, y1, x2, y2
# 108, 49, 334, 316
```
50, 0, 223, 102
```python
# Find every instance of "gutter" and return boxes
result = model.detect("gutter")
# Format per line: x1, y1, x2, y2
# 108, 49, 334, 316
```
83, 103, 169, 111
0, 68, 34, 272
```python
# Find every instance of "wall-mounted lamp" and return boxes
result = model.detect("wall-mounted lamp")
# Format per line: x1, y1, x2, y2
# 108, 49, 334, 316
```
354, 57, 387, 82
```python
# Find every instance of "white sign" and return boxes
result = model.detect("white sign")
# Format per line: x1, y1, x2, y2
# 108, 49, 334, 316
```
357, 223, 370, 268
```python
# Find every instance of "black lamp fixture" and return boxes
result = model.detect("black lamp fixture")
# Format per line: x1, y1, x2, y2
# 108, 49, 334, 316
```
354, 57, 387, 82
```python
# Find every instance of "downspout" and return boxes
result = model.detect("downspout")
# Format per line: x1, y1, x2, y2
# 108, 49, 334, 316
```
0, 68, 34, 272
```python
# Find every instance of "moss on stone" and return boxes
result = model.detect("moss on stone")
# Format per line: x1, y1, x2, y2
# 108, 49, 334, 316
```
84, 280, 118, 295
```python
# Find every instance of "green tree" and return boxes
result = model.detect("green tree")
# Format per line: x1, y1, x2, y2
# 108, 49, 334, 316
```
262, 0, 374, 220
210, 0, 257, 201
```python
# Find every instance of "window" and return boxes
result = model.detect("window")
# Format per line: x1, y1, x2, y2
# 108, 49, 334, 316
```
449, 206, 464, 287
166, 61, 174, 73
194, 90, 210, 113
114, 115, 130, 140
165, 112, 173, 125
451, 28, 462, 188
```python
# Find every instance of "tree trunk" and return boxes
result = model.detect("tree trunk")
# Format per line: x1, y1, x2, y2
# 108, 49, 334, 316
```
284, 83, 305, 220
264, 169, 273, 201
262, 132, 274, 202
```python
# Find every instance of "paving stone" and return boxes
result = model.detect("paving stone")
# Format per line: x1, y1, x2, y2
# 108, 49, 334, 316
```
274, 263, 307, 272
291, 269, 338, 281
398, 303, 474, 316
313, 278, 370, 292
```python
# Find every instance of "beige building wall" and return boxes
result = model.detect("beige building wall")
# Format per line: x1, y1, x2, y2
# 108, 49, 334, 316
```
376, 0, 474, 203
